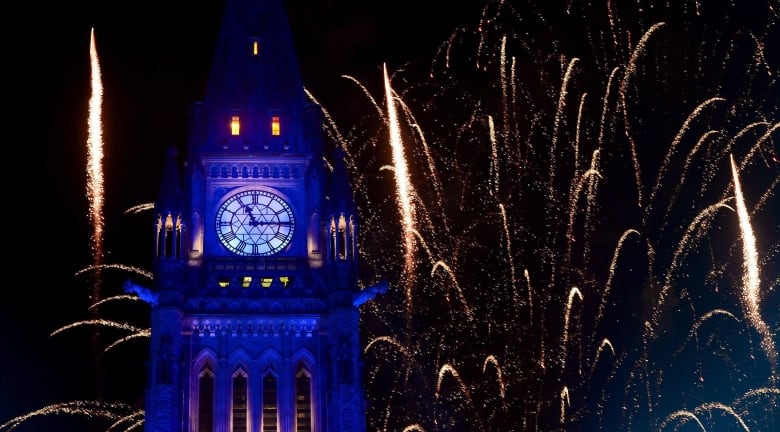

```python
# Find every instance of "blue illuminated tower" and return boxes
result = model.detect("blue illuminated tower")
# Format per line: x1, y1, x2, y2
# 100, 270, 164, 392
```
143, 1, 366, 431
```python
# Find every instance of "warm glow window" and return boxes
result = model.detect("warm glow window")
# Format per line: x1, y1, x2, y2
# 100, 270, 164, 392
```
295, 369, 312, 432
232, 373, 248, 432
251, 37, 261, 56
231, 115, 241, 136
262, 375, 278, 432
198, 367, 215, 432
271, 116, 280, 136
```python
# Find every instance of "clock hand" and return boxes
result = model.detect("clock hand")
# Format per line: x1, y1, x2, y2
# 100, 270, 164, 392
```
244, 206, 260, 226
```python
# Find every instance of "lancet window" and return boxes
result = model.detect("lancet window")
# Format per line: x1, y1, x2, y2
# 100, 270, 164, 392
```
262, 373, 279, 432
295, 368, 312, 432
232, 369, 248, 432
198, 366, 215, 432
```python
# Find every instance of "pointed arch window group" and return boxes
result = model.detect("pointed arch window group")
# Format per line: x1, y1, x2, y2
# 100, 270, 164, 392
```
194, 358, 314, 432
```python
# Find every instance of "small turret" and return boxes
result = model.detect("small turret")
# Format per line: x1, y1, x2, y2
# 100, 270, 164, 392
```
153, 145, 185, 261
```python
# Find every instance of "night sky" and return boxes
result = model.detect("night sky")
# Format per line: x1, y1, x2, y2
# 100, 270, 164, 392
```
3, 1, 481, 429
4, 1, 779, 431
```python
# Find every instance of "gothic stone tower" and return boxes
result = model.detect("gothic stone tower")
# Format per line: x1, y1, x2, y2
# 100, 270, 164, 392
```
143, 1, 366, 431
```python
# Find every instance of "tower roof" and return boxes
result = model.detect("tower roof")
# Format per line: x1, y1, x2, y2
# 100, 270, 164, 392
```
197, 0, 308, 153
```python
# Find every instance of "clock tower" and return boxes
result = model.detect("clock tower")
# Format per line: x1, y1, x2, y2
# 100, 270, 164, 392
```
142, 1, 367, 431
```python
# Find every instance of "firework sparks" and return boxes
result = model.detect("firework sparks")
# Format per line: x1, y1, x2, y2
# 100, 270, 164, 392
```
730, 154, 778, 372
86, 28, 105, 298
383, 63, 418, 299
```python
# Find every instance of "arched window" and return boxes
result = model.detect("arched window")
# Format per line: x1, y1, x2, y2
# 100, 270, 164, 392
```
295, 368, 312, 432
262, 374, 278, 432
232, 370, 248, 432
198, 366, 215, 432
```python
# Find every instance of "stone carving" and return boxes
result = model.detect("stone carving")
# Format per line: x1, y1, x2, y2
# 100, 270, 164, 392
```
352, 279, 389, 307
124, 279, 159, 307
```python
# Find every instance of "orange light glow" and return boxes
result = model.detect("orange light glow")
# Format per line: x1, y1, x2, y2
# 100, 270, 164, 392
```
271, 115, 280, 136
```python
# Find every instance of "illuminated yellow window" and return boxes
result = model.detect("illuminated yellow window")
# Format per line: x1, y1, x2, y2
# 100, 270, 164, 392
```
251, 37, 261, 56
231, 115, 241, 136
218, 277, 231, 288
261, 277, 273, 288
241, 276, 252, 288
271, 116, 280, 136
279, 276, 290, 288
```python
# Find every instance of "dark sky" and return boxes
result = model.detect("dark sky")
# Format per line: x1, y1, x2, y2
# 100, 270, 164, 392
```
3, 1, 482, 429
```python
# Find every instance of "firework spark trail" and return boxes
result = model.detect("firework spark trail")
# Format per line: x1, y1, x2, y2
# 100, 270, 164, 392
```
672, 309, 741, 357
435, 364, 473, 403
303, 87, 350, 158
592, 229, 639, 337
730, 154, 778, 372
106, 410, 145, 432
559, 385, 570, 425
598, 67, 621, 149
50, 319, 146, 337
702, 122, 771, 192
498, 203, 519, 309
657, 409, 707, 431
431, 261, 475, 320
75, 263, 154, 280
573, 93, 587, 175
738, 122, 780, 172
619, 22, 667, 208
733, 387, 780, 406
565, 167, 601, 260
646, 97, 725, 221
548, 57, 580, 207
694, 402, 752, 431
561, 287, 583, 371
394, 95, 446, 226
124, 202, 154, 214
383, 64, 417, 289
586, 338, 615, 386
489, 116, 499, 196
88, 294, 146, 310
524, 269, 534, 323
660, 129, 722, 234
87, 28, 105, 300
104, 331, 150, 353
651, 200, 734, 333
581, 150, 602, 267
0, 401, 134, 432
482, 355, 505, 400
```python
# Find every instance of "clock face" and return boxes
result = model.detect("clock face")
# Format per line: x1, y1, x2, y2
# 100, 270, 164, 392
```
215, 189, 295, 256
